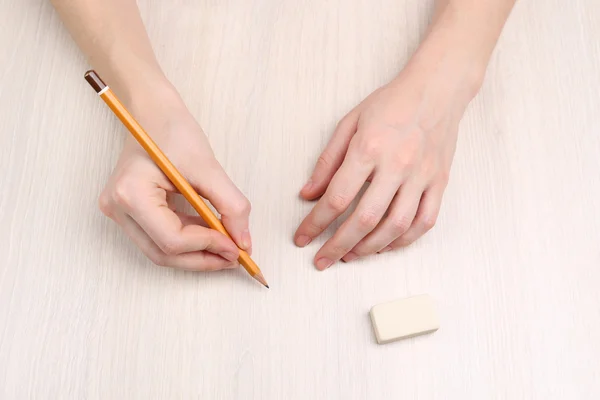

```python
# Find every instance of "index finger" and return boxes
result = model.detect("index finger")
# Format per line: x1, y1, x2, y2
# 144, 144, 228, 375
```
125, 193, 240, 259
294, 155, 372, 247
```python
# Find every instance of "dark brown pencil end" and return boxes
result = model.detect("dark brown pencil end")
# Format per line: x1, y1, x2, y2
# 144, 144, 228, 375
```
84, 70, 107, 93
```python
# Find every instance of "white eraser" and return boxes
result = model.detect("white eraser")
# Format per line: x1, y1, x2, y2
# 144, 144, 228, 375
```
370, 294, 439, 344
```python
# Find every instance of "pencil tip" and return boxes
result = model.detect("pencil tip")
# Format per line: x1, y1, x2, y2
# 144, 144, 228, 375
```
253, 271, 269, 288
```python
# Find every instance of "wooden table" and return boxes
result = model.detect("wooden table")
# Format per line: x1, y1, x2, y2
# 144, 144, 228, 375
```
1, 1, 599, 398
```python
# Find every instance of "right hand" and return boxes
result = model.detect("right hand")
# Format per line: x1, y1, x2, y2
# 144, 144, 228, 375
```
99, 89, 252, 271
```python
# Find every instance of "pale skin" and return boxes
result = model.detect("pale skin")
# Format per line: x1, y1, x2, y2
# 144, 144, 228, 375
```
51, 0, 516, 272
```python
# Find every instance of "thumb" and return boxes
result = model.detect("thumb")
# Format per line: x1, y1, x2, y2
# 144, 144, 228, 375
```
301, 110, 359, 200
190, 159, 252, 254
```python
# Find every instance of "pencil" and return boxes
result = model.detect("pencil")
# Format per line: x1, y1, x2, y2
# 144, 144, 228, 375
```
84, 70, 268, 288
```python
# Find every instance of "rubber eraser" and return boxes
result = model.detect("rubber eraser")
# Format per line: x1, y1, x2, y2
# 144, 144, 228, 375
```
370, 294, 439, 344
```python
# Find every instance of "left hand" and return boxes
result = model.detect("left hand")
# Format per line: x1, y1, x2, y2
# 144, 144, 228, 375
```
294, 61, 480, 270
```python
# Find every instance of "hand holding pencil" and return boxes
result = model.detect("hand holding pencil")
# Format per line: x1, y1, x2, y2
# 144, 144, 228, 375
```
86, 71, 268, 287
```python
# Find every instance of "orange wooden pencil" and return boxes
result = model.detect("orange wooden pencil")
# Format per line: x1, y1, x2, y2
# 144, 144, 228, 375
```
84, 70, 268, 288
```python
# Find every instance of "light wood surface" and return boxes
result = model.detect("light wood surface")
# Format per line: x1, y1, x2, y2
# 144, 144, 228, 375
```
1, 0, 600, 398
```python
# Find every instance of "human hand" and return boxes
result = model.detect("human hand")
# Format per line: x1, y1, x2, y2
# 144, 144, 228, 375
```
294, 57, 481, 270
99, 89, 252, 271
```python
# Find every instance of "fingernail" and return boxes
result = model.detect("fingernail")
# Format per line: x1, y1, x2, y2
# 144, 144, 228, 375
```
316, 257, 333, 270
222, 251, 239, 261
379, 246, 392, 254
242, 230, 252, 251
296, 235, 312, 247
302, 179, 313, 193
342, 251, 359, 262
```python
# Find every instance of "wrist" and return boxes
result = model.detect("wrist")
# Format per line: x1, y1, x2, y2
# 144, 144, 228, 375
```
404, 7, 496, 99
404, 43, 484, 104
125, 77, 188, 122
114, 70, 179, 108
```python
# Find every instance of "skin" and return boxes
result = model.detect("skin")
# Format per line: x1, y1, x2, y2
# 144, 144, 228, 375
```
51, 0, 516, 272
295, 0, 517, 269
51, 0, 250, 270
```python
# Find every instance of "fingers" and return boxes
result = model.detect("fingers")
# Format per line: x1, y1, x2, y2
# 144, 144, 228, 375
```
344, 180, 423, 260
115, 212, 237, 271
131, 202, 240, 260
106, 178, 241, 263
387, 184, 444, 249
301, 110, 359, 200
189, 160, 253, 254
313, 172, 401, 269
294, 151, 372, 249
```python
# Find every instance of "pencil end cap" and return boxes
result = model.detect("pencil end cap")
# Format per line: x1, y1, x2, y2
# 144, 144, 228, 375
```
84, 70, 107, 93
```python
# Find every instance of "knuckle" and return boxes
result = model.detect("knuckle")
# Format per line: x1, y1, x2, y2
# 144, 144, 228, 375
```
231, 198, 251, 216
201, 234, 217, 253
419, 158, 438, 179
351, 243, 371, 257
98, 192, 114, 217
159, 238, 183, 256
391, 153, 417, 172
389, 214, 413, 235
331, 244, 352, 255
357, 209, 380, 230
336, 114, 353, 132
301, 219, 324, 237
395, 241, 409, 249
359, 138, 383, 159
112, 178, 134, 208
326, 193, 351, 213
419, 215, 437, 231
149, 251, 168, 267
316, 151, 333, 169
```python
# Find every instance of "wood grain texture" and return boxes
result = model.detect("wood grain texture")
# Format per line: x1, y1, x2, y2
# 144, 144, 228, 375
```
1, 0, 600, 398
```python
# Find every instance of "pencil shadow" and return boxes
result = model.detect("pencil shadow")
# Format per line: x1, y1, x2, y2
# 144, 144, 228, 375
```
173, 265, 267, 291
86, 210, 262, 289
